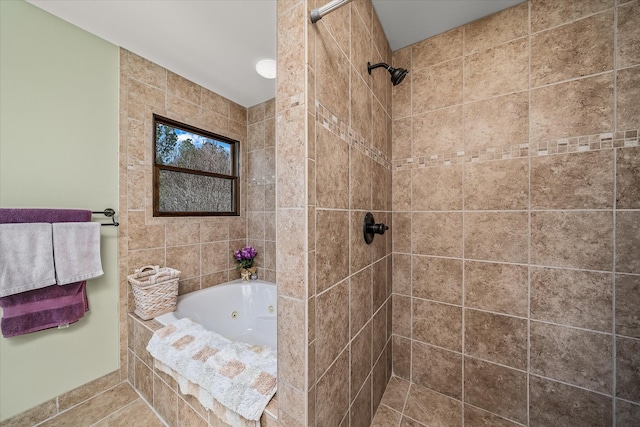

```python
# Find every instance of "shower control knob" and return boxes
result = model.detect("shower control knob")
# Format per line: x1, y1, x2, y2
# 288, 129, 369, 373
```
368, 223, 388, 235
363, 212, 388, 245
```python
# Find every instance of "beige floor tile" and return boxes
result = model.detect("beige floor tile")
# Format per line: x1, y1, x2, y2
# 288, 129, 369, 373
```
371, 404, 402, 427
380, 376, 411, 412
39, 383, 139, 427
92, 399, 165, 427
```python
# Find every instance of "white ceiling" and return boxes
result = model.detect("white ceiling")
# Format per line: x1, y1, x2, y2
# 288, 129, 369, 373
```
373, 0, 522, 51
27, 0, 521, 108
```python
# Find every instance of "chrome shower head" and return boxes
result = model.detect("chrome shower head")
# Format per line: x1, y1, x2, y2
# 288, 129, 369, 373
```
367, 62, 409, 86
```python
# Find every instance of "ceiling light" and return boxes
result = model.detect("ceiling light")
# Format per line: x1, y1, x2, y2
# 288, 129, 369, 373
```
256, 59, 276, 79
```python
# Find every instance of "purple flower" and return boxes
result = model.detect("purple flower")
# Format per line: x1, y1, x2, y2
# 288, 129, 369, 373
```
234, 246, 257, 270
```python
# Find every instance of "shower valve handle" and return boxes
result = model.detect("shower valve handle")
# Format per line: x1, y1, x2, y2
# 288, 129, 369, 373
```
367, 223, 388, 235
363, 212, 388, 245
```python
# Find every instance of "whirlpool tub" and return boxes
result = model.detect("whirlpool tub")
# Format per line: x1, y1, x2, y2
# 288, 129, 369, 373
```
155, 279, 277, 349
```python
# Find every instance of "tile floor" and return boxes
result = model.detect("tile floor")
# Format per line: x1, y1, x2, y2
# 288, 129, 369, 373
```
35, 382, 165, 427
372, 377, 421, 427
371, 376, 518, 427
26, 376, 468, 427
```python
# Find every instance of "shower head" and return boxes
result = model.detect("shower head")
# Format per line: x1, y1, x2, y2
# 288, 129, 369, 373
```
367, 62, 409, 86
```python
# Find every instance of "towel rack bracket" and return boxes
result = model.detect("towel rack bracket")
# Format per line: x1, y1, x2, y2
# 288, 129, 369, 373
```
92, 208, 119, 226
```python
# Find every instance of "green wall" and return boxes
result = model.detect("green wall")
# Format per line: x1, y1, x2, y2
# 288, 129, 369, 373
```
0, 0, 120, 420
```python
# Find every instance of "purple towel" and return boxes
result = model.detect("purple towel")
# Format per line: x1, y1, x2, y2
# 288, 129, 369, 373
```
0, 208, 92, 338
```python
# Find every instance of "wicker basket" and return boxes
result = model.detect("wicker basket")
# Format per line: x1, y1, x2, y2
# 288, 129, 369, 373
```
128, 265, 180, 320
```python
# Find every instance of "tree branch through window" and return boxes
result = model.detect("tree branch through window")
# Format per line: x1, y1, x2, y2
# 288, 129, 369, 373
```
153, 115, 239, 216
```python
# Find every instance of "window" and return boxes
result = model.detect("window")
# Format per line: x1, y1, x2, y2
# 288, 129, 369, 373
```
153, 115, 239, 216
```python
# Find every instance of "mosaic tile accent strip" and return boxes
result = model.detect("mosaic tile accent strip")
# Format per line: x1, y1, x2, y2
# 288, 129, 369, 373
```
315, 101, 392, 170
393, 130, 639, 170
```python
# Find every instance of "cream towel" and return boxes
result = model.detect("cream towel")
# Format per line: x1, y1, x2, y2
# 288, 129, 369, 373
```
0, 223, 56, 297
147, 318, 277, 423
52, 222, 103, 285
154, 360, 261, 427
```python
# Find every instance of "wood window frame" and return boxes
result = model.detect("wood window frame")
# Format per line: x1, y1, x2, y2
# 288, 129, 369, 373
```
152, 114, 239, 217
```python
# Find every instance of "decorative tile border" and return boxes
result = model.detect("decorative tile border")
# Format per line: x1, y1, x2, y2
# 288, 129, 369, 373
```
393, 130, 639, 170
315, 101, 392, 170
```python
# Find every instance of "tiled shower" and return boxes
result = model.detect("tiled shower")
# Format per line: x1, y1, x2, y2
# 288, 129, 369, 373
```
276, 0, 639, 425
387, 0, 640, 425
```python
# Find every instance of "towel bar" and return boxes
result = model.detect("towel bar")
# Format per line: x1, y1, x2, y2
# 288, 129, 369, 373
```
92, 208, 119, 227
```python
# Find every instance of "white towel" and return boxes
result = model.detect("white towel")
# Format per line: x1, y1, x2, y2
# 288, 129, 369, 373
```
154, 360, 260, 427
147, 318, 277, 422
0, 223, 56, 297
52, 222, 103, 285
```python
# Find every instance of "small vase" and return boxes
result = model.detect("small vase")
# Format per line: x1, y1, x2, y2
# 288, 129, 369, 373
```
240, 266, 256, 281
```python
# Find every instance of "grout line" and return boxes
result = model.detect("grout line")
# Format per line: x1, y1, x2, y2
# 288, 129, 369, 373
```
529, 373, 616, 398
529, 68, 616, 91
397, 66, 623, 124
399, 382, 411, 424
616, 396, 640, 406
464, 402, 529, 426
411, 34, 528, 75
612, 2, 619, 412
34, 382, 134, 427
524, 318, 616, 336
406, 39, 414, 400
526, 3, 533, 423
410, 297, 524, 318
88, 398, 142, 427
461, 21, 468, 420
375, 403, 404, 425
530, 5, 618, 34
616, 63, 640, 72
404, 33, 415, 401
388, 253, 640, 277
130, 384, 170, 427
398, 208, 618, 213
401, 413, 431, 427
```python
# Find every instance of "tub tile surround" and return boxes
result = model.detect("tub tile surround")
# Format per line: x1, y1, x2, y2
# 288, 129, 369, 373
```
391, 1, 640, 426
247, 99, 277, 284
127, 314, 278, 427
120, 47, 252, 309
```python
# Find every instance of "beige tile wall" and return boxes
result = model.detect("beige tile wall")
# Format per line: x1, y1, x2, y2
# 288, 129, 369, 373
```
310, 0, 394, 425
275, 0, 309, 424
247, 100, 277, 283
120, 49, 249, 306
276, 0, 394, 425
391, 1, 640, 426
